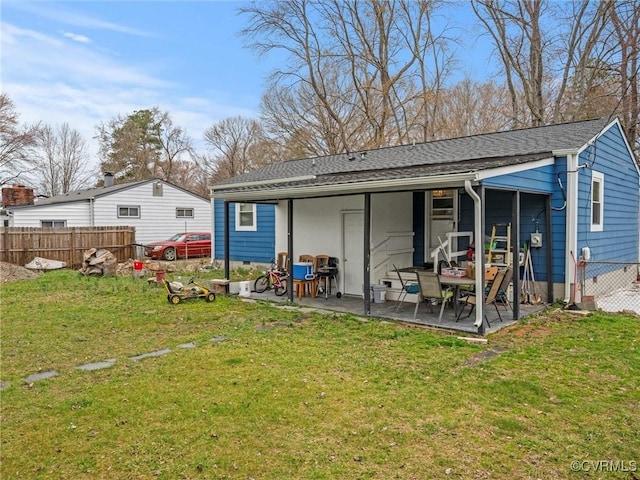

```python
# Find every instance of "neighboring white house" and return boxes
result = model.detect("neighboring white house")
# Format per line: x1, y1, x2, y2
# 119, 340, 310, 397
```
4, 175, 211, 244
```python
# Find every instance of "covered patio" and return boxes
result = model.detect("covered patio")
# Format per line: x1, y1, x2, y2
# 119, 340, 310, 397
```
247, 285, 547, 335
211, 121, 619, 336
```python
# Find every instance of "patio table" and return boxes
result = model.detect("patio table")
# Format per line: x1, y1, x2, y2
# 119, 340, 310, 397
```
438, 275, 476, 316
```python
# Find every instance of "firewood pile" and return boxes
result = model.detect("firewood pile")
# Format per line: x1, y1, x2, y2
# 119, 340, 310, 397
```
79, 248, 118, 276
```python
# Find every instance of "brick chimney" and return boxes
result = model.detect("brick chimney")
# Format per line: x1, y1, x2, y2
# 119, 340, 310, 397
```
2, 184, 35, 207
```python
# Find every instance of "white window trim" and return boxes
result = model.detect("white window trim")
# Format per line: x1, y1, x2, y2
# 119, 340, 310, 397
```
118, 205, 141, 218
176, 207, 194, 218
235, 203, 257, 231
590, 171, 604, 232
40, 220, 67, 227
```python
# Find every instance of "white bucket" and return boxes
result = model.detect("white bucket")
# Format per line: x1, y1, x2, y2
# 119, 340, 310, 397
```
238, 280, 251, 298
372, 285, 387, 303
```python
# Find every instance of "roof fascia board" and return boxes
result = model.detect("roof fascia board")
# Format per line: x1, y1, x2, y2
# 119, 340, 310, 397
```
6, 197, 92, 210
209, 175, 317, 193
213, 172, 478, 201
474, 157, 555, 180
552, 148, 579, 157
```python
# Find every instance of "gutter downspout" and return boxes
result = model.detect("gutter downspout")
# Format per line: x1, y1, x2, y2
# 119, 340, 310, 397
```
565, 152, 578, 302
210, 197, 216, 266
89, 198, 95, 226
464, 180, 484, 328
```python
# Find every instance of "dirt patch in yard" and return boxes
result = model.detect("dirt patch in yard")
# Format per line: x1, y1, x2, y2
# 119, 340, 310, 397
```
464, 346, 508, 367
0, 261, 41, 283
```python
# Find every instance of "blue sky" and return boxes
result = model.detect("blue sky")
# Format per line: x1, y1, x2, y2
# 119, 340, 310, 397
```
1, 0, 493, 164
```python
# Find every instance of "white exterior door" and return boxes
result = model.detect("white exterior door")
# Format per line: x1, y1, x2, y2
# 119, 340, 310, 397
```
342, 211, 364, 296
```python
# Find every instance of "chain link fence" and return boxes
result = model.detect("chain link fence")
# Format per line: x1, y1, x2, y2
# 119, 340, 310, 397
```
579, 261, 640, 315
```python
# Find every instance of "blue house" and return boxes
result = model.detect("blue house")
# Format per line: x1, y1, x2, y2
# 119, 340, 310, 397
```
212, 199, 275, 266
211, 117, 639, 333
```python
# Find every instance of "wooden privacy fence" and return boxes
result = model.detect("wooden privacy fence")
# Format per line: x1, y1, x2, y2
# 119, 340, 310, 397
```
0, 226, 137, 268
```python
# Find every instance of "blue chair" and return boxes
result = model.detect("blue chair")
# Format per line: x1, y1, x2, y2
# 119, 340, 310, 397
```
393, 265, 420, 312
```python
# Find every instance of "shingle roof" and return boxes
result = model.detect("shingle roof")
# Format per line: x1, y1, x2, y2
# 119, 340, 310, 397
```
29, 179, 149, 206
10, 178, 208, 209
212, 117, 610, 194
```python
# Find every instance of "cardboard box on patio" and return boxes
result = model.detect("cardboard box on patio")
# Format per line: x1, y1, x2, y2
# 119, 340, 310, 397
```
465, 264, 475, 279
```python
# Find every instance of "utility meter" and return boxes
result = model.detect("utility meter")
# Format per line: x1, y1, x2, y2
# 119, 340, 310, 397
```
530, 232, 542, 248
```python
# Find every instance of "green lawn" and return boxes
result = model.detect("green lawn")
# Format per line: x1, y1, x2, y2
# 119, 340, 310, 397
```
1, 270, 638, 479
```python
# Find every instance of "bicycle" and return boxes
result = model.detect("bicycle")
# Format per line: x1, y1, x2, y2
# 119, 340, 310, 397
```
254, 260, 288, 296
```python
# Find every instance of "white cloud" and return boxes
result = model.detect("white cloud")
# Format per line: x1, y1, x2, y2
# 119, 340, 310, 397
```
62, 31, 92, 44
3, 1, 155, 38
1, 18, 257, 171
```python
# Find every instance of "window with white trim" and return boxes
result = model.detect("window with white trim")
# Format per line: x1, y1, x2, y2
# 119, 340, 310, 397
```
590, 171, 604, 232
176, 208, 194, 218
41, 220, 66, 227
118, 205, 140, 218
235, 203, 256, 231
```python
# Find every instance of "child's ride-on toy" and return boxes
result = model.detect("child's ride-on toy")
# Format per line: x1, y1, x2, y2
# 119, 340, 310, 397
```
162, 278, 216, 304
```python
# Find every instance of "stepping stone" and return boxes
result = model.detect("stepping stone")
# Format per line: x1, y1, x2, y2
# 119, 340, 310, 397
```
75, 359, 116, 371
177, 342, 196, 349
24, 371, 59, 383
210, 335, 228, 343
0, 381, 9, 390
129, 349, 171, 361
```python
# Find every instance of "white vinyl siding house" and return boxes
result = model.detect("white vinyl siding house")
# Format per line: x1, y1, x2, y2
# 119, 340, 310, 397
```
10, 202, 92, 227
7, 179, 211, 245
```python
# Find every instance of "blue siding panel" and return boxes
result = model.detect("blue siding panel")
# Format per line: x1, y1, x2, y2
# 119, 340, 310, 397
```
576, 124, 640, 273
214, 200, 276, 263
483, 164, 556, 193
459, 190, 550, 281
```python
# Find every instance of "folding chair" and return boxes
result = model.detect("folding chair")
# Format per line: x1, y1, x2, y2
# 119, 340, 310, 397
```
393, 264, 420, 312
495, 267, 513, 310
456, 268, 506, 327
413, 271, 454, 322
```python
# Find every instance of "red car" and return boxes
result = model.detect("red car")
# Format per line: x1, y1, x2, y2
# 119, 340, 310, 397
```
144, 232, 212, 261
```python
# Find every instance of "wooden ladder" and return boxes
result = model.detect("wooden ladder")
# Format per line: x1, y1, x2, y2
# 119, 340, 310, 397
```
488, 223, 512, 266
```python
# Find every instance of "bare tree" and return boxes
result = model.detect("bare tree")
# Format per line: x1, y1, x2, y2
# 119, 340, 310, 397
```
241, 0, 454, 154
31, 123, 93, 196
201, 116, 274, 183
609, 0, 639, 156
432, 79, 512, 138
471, 0, 610, 127
153, 110, 195, 180
0, 93, 41, 186
165, 158, 210, 197
97, 107, 194, 183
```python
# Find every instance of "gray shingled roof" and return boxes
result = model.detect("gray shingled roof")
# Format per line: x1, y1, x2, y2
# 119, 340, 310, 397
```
26, 179, 149, 207
10, 178, 208, 209
212, 117, 610, 194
